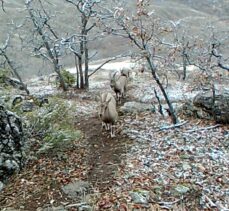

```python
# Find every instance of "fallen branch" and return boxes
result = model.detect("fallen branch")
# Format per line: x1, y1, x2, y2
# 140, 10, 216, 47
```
184, 124, 220, 133
158, 121, 188, 131
66, 202, 88, 208
203, 195, 217, 208
88, 54, 130, 77
158, 198, 182, 205
150, 198, 182, 209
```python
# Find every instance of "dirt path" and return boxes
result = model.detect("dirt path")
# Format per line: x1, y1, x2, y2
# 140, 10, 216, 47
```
76, 114, 132, 191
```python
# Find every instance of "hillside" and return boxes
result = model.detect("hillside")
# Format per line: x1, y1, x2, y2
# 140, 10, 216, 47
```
0, 0, 228, 78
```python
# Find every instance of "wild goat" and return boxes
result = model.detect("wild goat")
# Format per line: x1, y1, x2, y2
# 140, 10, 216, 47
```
121, 67, 130, 78
98, 93, 118, 137
110, 71, 128, 104
98, 92, 116, 127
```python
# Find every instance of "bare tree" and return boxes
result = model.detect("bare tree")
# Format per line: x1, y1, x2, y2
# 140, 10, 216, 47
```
64, 0, 119, 89
211, 41, 229, 72
0, 35, 30, 94
182, 25, 229, 90
24, 0, 68, 91
102, 0, 179, 124
64, 0, 99, 89
169, 23, 192, 81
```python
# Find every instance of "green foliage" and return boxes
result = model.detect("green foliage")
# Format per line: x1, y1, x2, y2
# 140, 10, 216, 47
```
0, 68, 11, 85
24, 96, 81, 153
60, 69, 76, 88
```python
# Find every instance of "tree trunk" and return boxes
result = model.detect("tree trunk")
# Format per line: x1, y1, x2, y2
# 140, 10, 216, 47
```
78, 55, 84, 89
146, 57, 178, 124
74, 55, 79, 88
182, 52, 187, 80
4, 54, 30, 95
55, 67, 67, 91
84, 40, 89, 89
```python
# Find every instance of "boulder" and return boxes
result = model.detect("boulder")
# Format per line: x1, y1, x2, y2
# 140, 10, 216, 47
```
4, 77, 24, 90
62, 180, 92, 200
177, 100, 212, 120
193, 89, 229, 124
11, 94, 49, 112
12, 95, 24, 108
21, 101, 35, 112
120, 101, 155, 114
0, 104, 26, 185
129, 190, 150, 204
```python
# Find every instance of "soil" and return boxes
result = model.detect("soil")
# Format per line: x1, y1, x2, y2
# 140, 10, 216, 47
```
0, 94, 133, 210
76, 115, 132, 191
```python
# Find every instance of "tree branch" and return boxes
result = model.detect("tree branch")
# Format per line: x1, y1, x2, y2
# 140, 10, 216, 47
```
1, 0, 5, 12
184, 124, 220, 133
88, 55, 123, 77
158, 121, 188, 131
211, 44, 229, 71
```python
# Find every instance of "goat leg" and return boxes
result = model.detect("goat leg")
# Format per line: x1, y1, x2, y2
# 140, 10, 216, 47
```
101, 122, 106, 130
110, 125, 116, 138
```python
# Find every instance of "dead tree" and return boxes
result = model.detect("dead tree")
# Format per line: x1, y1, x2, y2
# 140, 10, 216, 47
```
25, 0, 67, 91
0, 35, 30, 94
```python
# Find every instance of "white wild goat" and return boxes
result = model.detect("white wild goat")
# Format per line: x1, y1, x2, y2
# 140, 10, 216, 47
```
110, 71, 128, 104
98, 93, 118, 137
120, 67, 130, 78
98, 92, 116, 131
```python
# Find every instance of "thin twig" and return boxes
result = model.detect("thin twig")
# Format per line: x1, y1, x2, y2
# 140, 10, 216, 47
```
203, 195, 217, 208
185, 124, 220, 133
150, 198, 182, 207
88, 54, 129, 77
158, 121, 188, 131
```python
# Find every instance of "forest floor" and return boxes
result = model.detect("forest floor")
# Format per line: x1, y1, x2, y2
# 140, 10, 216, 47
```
0, 61, 229, 210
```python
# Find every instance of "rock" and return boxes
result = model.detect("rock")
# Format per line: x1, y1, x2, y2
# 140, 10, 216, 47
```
177, 100, 211, 120
120, 101, 155, 114
21, 101, 34, 112
4, 77, 24, 90
62, 180, 92, 200
175, 185, 190, 194
182, 162, 192, 171
129, 190, 150, 204
11, 95, 23, 108
32, 95, 49, 107
193, 89, 229, 124
78, 205, 93, 211
64, 203, 92, 211
11, 94, 49, 112
0, 104, 26, 185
